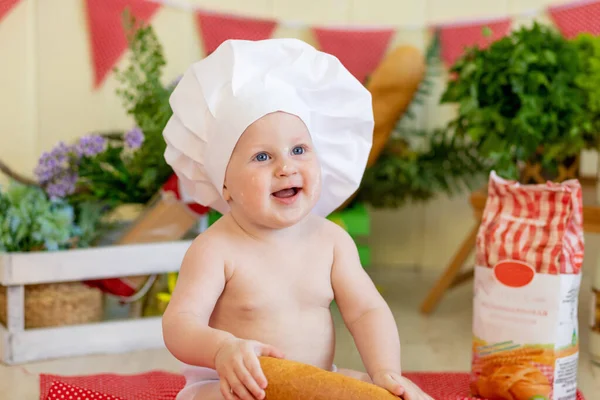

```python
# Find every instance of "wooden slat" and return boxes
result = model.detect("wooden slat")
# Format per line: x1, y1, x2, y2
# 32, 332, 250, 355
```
1, 317, 164, 364
6, 286, 24, 332
0, 240, 192, 285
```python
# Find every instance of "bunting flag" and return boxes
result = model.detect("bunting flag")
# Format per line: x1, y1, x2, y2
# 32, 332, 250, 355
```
313, 27, 395, 83
0, 0, 20, 23
549, 0, 600, 38
438, 17, 512, 67
84, 0, 161, 88
196, 10, 278, 56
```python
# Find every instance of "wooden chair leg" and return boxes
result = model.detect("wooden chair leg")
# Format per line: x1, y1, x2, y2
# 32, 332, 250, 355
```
419, 222, 479, 315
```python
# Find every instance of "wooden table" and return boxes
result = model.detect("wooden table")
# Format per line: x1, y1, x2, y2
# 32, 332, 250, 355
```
420, 177, 600, 315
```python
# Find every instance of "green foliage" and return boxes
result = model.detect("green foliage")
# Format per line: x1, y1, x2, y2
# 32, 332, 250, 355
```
574, 33, 600, 148
113, 10, 175, 200
357, 129, 488, 208
440, 22, 600, 179
0, 183, 78, 252
67, 133, 153, 208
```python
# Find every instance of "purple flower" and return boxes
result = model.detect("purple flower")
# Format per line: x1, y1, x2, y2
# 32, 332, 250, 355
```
124, 127, 144, 150
75, 134, 107, 157
34, 141, 73, 184
45, 171, 78, 199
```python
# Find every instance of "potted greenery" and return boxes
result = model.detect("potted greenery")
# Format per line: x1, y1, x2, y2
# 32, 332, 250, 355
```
439, 22, 600, 183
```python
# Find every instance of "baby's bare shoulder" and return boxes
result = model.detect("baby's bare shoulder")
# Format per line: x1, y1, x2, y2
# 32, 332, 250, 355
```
184, 217, 238, 263
314, 215, 353, 243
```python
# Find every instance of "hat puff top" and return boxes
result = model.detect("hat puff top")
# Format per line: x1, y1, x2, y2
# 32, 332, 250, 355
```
163, 38, 374, 217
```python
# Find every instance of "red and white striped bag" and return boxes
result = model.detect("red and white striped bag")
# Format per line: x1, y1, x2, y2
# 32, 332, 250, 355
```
471, 171, 584, 400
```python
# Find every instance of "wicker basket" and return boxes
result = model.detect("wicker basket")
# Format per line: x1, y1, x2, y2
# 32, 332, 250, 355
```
0, 282, 104, 329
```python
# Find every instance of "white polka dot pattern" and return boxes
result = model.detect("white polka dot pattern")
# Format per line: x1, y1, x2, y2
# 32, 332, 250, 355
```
40, 370, 587, 399
549, 1, 600, 39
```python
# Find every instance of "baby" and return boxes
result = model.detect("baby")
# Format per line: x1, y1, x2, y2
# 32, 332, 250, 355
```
161, 38, 433, 400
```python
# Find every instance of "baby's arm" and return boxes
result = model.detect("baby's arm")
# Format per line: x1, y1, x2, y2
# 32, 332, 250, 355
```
162, 235, 235, 369
163, 234, 283, 400
330, 224, 401, 378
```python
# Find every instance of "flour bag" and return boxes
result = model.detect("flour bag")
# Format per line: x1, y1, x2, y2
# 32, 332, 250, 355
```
471, 171, 584, 400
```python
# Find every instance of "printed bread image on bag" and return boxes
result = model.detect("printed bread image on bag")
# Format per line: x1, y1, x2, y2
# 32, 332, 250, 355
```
471, 172, 584, 400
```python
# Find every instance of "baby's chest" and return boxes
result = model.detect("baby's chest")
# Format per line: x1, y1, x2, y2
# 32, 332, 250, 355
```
224, 254, 334, 311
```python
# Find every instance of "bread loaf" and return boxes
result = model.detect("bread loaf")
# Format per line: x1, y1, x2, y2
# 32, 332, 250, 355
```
260, 357, 399, 400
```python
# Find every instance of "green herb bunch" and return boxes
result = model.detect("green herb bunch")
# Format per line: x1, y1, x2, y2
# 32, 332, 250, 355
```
574, 33, 600, 149
0, 182, 99, 252
34, 130, 148, 210
440, 22, 600, 179
113, 10, 176, 199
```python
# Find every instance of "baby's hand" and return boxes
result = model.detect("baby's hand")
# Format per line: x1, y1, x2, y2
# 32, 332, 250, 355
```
214, 338, 285, 400
372, 371, 435, 400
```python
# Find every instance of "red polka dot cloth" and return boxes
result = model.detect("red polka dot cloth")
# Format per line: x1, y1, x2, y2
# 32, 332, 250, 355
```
40, 370, 587, 400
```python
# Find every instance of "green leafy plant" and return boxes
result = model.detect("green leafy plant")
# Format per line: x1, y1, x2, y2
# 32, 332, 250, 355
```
34, 129, 148, 209
357, 128, 488, 208
35, 12, 178, 211
574, 33, 600, 149
113, 10, 175, 199
0, 183, 80, 252
440, 22, 600, 179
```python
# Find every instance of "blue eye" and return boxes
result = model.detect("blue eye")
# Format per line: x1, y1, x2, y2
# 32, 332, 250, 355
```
292, 146, 305, 155
255, 152, 269, 162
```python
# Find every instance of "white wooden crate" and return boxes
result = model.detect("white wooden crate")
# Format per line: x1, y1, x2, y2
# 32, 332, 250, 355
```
0, 239, 192, 365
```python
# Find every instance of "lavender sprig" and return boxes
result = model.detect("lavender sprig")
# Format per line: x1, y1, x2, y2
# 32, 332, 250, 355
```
75, 134, 107, 157
124, 127, 144, 150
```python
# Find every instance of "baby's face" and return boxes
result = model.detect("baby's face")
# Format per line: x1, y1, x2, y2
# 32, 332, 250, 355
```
223, 111, 321, 228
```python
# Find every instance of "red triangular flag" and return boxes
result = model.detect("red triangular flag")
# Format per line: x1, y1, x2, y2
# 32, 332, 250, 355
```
549, 0, 600, 38
0, 0, 20, 23
196, 10, 278, 55
438, 17, 512, 67
312, 27, 395, 83
84, 0, 161, 88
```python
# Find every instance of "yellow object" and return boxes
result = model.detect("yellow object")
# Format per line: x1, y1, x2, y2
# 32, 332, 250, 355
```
260, 356, 398, 400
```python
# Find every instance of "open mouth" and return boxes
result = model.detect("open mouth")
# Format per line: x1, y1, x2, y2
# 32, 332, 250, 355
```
271, 187, 301, 199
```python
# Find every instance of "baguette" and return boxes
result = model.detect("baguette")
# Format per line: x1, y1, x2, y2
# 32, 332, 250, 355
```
260, 356, 399, 400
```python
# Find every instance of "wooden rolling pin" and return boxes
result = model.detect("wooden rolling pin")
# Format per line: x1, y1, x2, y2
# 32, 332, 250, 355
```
260, 357, 400, 400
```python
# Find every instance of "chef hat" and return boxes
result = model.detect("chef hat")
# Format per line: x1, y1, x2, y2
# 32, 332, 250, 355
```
163, 38, 374, 217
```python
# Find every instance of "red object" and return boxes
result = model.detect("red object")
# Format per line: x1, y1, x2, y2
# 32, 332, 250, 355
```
438, 17, 512, 67
493, 260, 535, 288
41, 371, 184, 400
476, 177, 584, 276
0, 0, 20, 23
196, 10, 277, 56
312, 27, 395, 83
84, 0, 161, 88
39, 370, 587, 400
549, 0, 600, 38
162, 174, 210, 216
83, 278, 136, 298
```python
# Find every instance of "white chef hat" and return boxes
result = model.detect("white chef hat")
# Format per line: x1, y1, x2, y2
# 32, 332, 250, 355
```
162, 38, 374, 217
